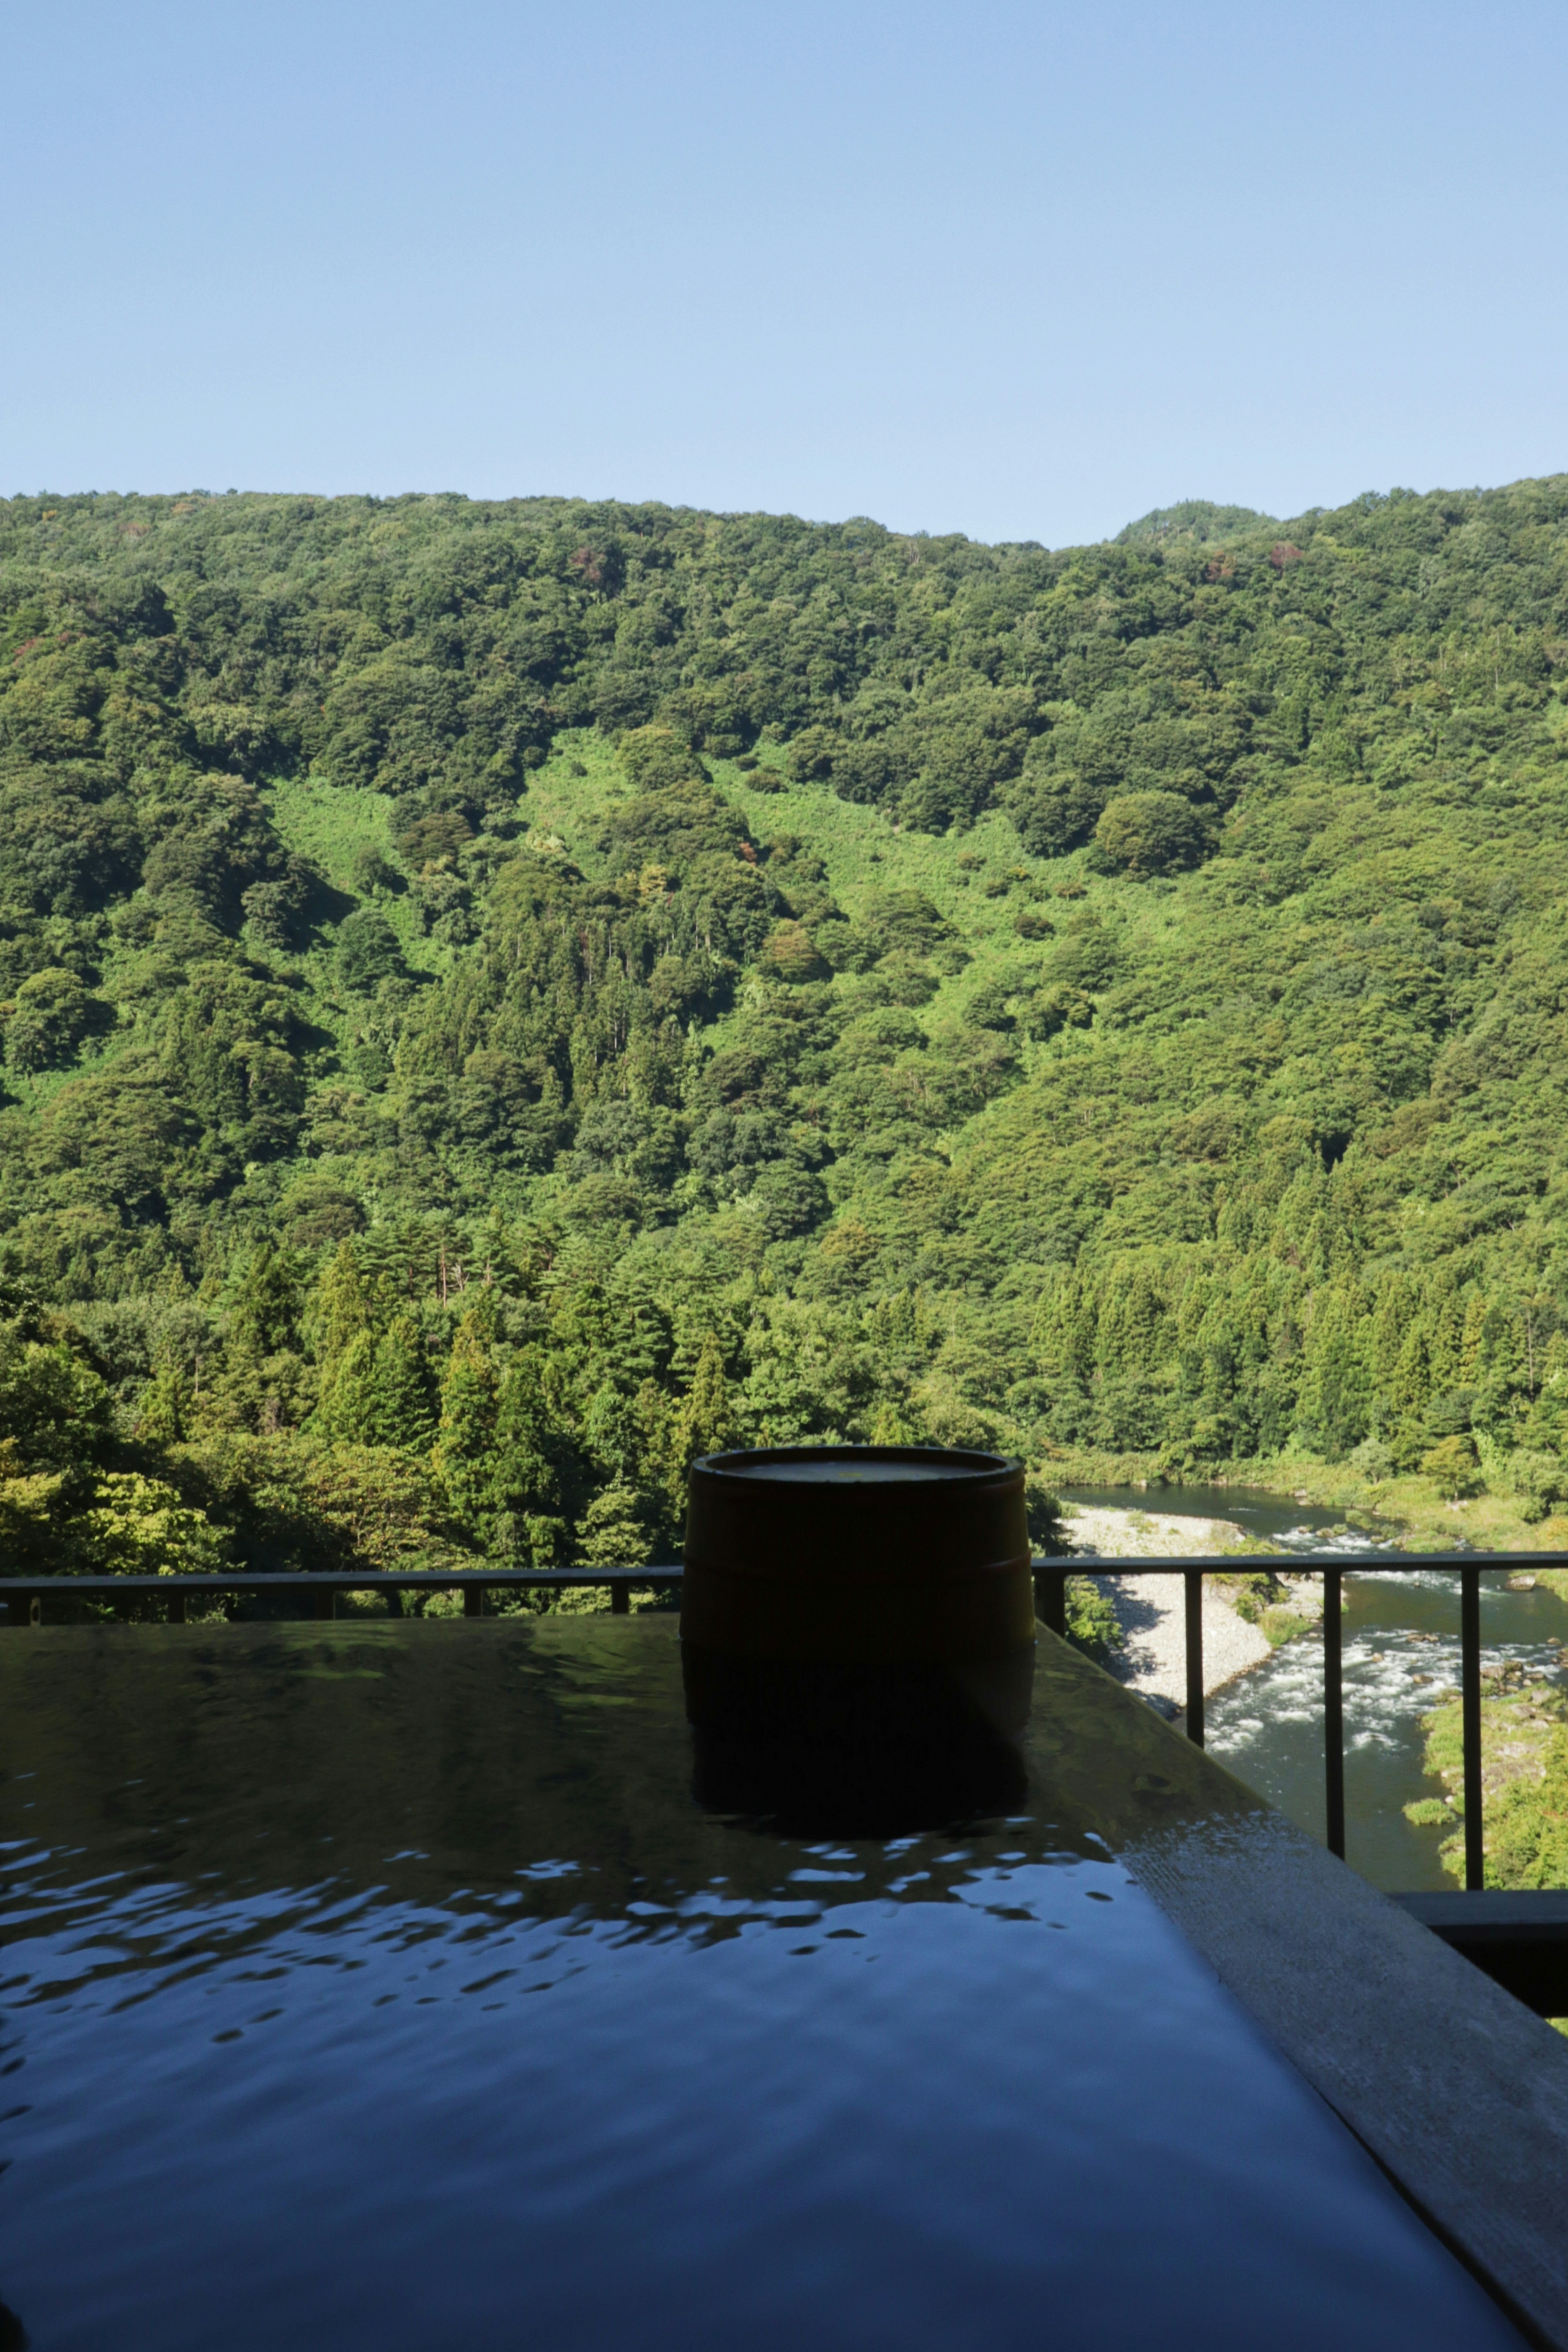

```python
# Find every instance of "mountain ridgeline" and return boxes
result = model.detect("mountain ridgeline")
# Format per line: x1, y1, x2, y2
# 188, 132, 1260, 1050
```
3, 477, 1568, 1585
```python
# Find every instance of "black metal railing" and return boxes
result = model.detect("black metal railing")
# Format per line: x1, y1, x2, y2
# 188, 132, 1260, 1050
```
0, 1567, 664, 1625
1032, 1553, 1564, 1889
2, 1551, 1561, 1899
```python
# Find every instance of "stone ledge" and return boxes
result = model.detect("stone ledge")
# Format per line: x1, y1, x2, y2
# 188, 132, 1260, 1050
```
1028, 1624, 1568, 2352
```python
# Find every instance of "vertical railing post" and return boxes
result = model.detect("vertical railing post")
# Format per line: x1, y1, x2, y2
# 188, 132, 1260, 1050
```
463, 1584, 485, 1619
1323, 1569, 1345, 1860
1035, 1563, 1067, 1639
610, 1582, 631, 1616
1183, 1570, 1205, 1747
1461, 1565, 1484, 1891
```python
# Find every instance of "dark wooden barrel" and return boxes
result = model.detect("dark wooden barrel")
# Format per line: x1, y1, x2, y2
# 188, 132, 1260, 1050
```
680, 1447, 1034, 1764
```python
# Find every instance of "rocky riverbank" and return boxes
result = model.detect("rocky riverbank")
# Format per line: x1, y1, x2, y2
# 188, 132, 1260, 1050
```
1061, 1503, 1323, 1719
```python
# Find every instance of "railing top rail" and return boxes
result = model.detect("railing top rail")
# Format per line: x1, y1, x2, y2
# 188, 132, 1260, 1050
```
0, 1568, 680, 1594
0, 1552, 1563, 1596
1034, 1552, 1564, 1573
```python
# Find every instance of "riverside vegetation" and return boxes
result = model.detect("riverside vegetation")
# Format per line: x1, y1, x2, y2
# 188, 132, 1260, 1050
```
1412, 1670, 1568, 1891
6, 481, 1568, 1703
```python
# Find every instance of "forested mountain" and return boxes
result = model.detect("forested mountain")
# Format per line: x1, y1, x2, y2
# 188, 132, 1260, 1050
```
4, 476, 1568, 1583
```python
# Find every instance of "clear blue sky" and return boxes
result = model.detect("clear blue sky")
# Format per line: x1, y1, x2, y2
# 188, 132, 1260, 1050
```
3, 0, 1565, 546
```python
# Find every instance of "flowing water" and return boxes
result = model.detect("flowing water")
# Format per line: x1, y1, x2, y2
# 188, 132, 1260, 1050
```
1061, 1484, 1568, 1890
1058, 1480, 1394, 1550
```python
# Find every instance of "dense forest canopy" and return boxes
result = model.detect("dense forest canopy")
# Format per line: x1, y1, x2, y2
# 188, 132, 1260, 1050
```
4, 475, 1568, 1585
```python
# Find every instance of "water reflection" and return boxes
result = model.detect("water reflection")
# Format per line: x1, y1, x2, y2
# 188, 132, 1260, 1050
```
684, 1647, 1034, 1835
690, 1727, 1030, 1838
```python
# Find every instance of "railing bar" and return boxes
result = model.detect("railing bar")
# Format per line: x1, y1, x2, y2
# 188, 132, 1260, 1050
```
1461, 1565, 1484, 1892
1035, 1563, 1067, 1637
1323, 1569, 1345, 1862
1184, 1570, 1204, 1748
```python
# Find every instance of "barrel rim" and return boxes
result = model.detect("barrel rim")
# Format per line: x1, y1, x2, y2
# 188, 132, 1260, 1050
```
691, 1443, 1022, 1491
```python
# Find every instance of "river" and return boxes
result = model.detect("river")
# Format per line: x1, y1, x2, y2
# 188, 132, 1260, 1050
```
1058, 1485, 1568, 1893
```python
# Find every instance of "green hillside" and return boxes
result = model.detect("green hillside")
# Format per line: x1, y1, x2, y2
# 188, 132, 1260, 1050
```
4, 477, 1568, 1585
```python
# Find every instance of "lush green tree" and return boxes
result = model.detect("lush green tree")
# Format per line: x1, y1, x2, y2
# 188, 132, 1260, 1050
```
1420, 1434, 1483, 1499
1, 966, 100, 1072
615, 725, 706, 794
336, 907, 403, 991
352, 844, 403, 897
296, 1440, 459, 1573
574, 1482, 653, 1567
76, 1470, 226, 1575
0, 1322, 113, 1470
359, 1316, 437, 1454
673, 1333, 738, 1472
1093, 790, 1208, 877
432, 1308, 501, 1536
